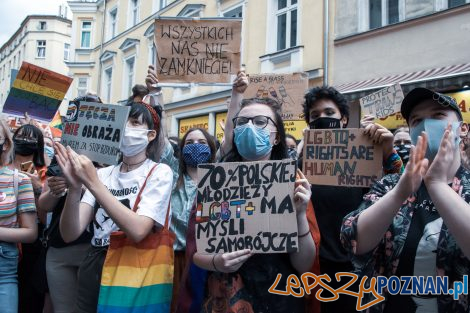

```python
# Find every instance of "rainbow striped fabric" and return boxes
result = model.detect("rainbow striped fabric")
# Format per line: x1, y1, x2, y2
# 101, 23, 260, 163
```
97, 226, 175, 313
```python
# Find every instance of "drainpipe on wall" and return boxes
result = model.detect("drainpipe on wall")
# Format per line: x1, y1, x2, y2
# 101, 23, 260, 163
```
97, 0, 107, 95
323, 0, 329, 86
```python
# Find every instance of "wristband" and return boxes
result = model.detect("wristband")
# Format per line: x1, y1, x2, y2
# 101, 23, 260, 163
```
212, 254, 220, 272
298, 230, 310, 238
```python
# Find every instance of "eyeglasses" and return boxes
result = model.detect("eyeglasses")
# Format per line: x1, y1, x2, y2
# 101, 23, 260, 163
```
232, 115, 277, 129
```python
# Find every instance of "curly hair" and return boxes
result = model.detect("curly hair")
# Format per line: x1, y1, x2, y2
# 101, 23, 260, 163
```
303, 86, 349, 125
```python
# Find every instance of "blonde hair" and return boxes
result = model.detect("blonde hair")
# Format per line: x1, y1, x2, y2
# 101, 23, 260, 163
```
0, 116, 13, 166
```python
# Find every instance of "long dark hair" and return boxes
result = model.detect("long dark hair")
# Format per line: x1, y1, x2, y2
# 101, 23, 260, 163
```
177, 128, 217, 189
127, 102, 162, 162
13, 124, 45, 167
222, 97, 288, 162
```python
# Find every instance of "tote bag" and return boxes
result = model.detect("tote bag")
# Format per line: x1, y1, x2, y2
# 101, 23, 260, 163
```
98, 164, 175, 313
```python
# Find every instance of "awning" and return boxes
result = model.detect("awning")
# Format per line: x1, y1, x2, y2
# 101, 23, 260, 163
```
335, 63, 470, 94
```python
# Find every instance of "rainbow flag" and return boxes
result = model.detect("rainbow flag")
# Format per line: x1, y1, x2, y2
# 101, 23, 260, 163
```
49, 110, 63, 130
97, 229, 174, 313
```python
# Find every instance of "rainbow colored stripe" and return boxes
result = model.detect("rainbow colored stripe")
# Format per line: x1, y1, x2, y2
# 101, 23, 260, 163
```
97, 230, 174, 313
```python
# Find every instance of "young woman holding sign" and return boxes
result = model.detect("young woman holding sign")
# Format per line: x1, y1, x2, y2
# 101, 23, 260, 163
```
56, 102, 173, 313
178, 71, 318, 313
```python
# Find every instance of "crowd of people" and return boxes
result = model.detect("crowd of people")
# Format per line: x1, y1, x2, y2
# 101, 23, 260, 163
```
0, 65, 469, 313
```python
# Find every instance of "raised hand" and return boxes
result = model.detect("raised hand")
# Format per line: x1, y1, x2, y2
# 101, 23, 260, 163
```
213, 249, 253, 273
396, 132, 429, 197
362, 116, 394, 156
294, 170, 311, 216
233, 70, 248, 94
54, 143, 83, 189
145, 65, 159, 92
424, 124, 456, 186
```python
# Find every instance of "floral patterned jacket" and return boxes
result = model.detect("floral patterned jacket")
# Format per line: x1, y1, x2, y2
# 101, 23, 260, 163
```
341, 166, 470, 313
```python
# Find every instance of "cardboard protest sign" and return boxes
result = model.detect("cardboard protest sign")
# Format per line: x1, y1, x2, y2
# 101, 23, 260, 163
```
154, 18, 242, 83
360, 84, 404, 119
61, 101, 130, 165
244, 73, 309, 120
196, 159, 299, 254
3, 62, 72, 122
302, 129, 383, 187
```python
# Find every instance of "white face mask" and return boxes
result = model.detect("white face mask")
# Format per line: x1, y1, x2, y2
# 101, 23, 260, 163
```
120, 127, 150, 157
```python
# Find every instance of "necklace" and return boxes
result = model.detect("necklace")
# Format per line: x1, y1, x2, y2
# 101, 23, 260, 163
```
122, 158, 146, 172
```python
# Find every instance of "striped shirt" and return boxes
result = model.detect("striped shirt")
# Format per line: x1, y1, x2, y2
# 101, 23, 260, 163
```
0, 166, 36, 228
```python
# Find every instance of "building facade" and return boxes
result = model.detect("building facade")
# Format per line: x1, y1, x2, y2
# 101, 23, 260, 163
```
67, 0, 328, 139
332, 0, 470, 128
0, 15, 72, 111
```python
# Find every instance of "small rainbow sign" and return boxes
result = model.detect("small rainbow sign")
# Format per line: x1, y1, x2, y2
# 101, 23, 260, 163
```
2, 61, 72, 122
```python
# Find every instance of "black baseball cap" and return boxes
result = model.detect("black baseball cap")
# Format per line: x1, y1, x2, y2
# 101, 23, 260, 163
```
401, 87, 462, 122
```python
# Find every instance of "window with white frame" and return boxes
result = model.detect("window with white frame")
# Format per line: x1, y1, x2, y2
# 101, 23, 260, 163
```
130, 0, 139, 27
18, 51, 21, 65
81, 21, 92, 48
109, 8, 118, 39
124, 57, 135, 97
153, 0, 167, 12
104, 68, 113, 102
223, 6, 243, 18
275, 0, 298, 51
64, 43, 70, 61
13, 56, 16, 69
148, 43, 156, 66
77, 77, 88, 97
37, 40, 46, 58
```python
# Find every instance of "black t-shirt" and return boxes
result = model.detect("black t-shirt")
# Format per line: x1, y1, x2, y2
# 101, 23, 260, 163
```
48, 195, 92, 248
310, 185, 366, 263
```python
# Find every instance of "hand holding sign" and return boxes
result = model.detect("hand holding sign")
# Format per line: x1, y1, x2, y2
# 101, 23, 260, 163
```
213, 249, 253, 273
233, 71, 248, 94
145, 65, 159, 92
294, 170, 311, 216
362, 115, 394, 157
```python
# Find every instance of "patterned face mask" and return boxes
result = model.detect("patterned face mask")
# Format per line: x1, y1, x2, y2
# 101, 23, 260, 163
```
182, 143, 211, 167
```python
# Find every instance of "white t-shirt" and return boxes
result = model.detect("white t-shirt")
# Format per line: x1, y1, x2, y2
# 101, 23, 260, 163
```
81, 159, 173, 247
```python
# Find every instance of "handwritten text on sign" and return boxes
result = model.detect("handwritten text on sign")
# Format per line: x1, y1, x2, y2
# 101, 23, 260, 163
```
302, 129, 383, 187
360, 84, 404, 119
154, 18, 242, 83
61, 102, 130, 165
3, 61, 72, 122
196, 160, 299, 254
244, 73, 309, 120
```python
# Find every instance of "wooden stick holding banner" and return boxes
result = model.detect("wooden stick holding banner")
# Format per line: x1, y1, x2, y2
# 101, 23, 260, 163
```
359, 83, 404, 119
154, 17, 242, 83
302, 129, 383, 187
195, 159, 299, 254
2, 61, 73, 122
61, 101, 130, 165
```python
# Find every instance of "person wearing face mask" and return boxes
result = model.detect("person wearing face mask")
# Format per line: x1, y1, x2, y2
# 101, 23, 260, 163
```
56, 102, 173, 313
179, 71, 319, 313
393, 127, 412, 166
341, 87, 470, 313
0, 117, 37, 313
286, 134, 299, 160
301, 86, 403, 313
10, 124, 52, 313
166, 128, 217, 312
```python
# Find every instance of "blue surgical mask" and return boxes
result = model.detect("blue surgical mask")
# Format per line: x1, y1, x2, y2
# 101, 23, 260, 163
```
182, 143, 211, 167
234, 123, 273, 161
410, 119, 461, 160
44, 146, 55, 159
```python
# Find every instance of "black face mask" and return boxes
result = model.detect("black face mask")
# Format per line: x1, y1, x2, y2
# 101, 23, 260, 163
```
14, 139, 37, 156
394, 144, 411, 165
309, 117, 341, 130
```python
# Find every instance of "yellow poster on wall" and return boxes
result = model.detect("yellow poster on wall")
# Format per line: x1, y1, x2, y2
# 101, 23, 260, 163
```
283, 120, 308, 140
363, 90, 470, 129
178, 115, 209, 138
215, 112, 227, 142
